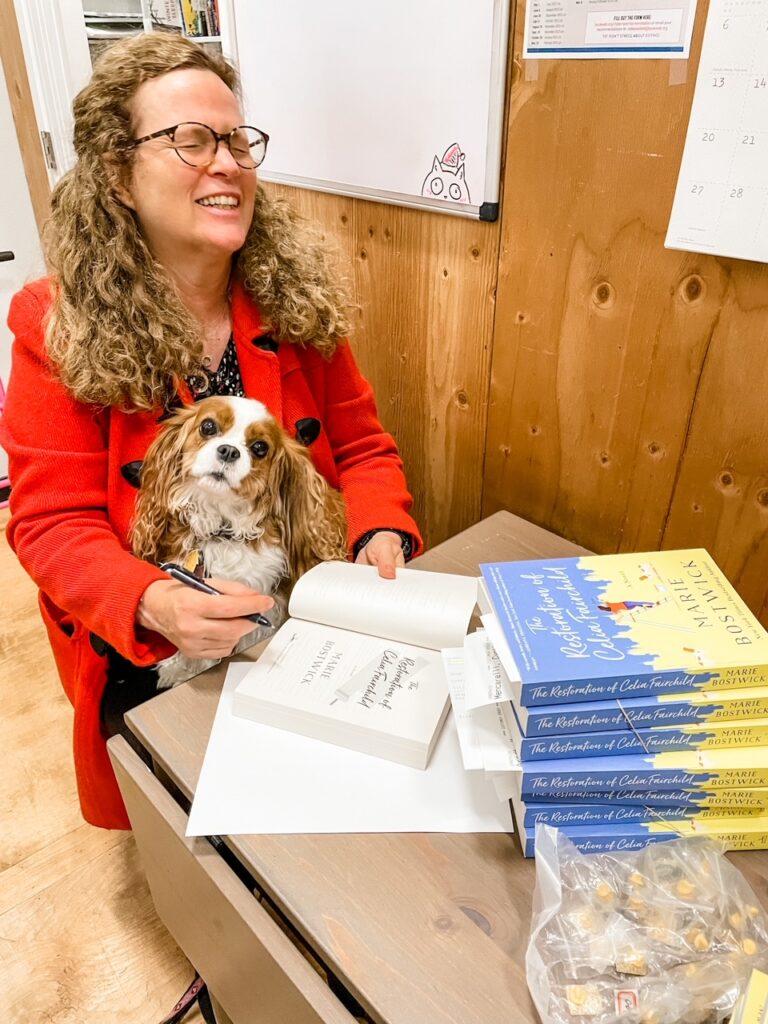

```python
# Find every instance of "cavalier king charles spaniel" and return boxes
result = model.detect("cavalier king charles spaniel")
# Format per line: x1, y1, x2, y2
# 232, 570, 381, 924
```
130, 395, 348, 687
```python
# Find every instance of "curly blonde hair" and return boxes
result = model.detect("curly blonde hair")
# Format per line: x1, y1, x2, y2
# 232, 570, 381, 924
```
44, 33, 351, 411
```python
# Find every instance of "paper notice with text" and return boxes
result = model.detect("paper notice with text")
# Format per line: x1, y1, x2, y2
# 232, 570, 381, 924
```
523, 0, 697, 58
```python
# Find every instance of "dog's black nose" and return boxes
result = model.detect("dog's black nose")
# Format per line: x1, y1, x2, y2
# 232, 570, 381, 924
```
216, 444, 240, 463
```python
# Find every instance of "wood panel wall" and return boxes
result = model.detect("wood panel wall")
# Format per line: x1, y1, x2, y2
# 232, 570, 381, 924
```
267, 185, 501, 547
483, 0, 768, 622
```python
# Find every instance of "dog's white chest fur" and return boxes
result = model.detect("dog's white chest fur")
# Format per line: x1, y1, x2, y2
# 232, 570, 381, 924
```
200, 537, 287, 595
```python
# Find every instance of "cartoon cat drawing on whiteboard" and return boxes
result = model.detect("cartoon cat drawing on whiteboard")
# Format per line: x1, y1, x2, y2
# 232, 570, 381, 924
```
421, 143, 471, 204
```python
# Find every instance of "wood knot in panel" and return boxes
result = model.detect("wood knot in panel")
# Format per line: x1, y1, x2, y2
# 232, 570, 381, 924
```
368, 226, 375, 238
530, 425, 540, 436
359, 248, 368, 260
718, 471, 735, 489
432, 915, 456, 934
384, 227, 392, 240
599, 451, 610, 465
442, 267, 449, 278
681, 275, 705, 304
757, 489, 768, 508
454, 389, 469, 409
516, 311, 527, 323
340, 214, 348, 225
458, 904, 493, 936
647, 442, 664, 458
500, 444, 511, 456
592, 282, 615, 309
470, 246, 481, 259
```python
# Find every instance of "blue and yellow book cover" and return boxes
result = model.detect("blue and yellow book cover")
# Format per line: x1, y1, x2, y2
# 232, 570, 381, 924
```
519, 816, 768, 857
529, 786, 768, 809
519, 747, 768, 799
508, 777, 766, 827
510, 707, 768, 760
514, 800, 765, 828
480, 549, 768, 706
519, 684, 768, 737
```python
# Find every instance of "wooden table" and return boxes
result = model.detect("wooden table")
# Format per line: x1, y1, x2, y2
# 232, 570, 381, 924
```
111, 510, 708, 1024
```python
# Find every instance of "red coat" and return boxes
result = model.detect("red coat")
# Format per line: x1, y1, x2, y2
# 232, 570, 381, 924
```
1, 277, 421, 829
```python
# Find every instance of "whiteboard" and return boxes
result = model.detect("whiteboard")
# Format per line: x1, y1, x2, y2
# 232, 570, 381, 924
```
229, 0, 511, 220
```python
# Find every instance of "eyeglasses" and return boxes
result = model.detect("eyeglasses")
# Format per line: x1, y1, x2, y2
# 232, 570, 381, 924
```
132, 122, 269, 170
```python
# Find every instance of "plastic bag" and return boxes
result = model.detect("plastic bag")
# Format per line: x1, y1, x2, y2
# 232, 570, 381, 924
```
526, 826, 768, 1024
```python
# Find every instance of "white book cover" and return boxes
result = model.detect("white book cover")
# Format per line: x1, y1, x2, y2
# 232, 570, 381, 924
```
232, 561, 478, 768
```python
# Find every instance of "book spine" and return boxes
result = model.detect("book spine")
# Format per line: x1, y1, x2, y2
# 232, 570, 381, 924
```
522, 825, 768, 857
518, 720, 768, 759
522, 830, 675, 858
528, 787, 768, 809
522, 764, 768, 799
525, 694, 768, 736
520, 666, 768, 707
178, 0, 197, 35
519, 802, 764, 827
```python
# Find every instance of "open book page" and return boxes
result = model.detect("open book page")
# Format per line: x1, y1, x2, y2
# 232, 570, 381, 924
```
287, 561, 478, 650
232, 618, 450, 768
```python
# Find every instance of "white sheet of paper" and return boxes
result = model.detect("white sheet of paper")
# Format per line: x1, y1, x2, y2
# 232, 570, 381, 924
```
187, 662, 514, 837
523, 0, 697, 59
464, 629, 517, 710
666, 0, 768, 262
480, 613, 523, 694
442, 647, 485, 770
474, 702, 522, 773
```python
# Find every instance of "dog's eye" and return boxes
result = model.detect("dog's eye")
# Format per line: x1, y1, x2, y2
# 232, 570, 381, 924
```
199, 418, 218, 437
250, 440, 269, 459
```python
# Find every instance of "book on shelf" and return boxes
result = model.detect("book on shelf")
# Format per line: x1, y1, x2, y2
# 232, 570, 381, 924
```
516, 815, 768, 857
479, 549, 768, 706
178, 0, 219, 37
514, 746, 768, 800
508, 703, 768, 760
231, 561, 478, 769
514, 684, 768, 738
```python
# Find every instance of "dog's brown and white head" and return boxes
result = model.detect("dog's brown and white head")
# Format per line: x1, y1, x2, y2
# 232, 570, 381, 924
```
132, 395, 348, 586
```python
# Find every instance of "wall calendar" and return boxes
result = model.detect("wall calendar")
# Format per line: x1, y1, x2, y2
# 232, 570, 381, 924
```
666, 0, 768, 263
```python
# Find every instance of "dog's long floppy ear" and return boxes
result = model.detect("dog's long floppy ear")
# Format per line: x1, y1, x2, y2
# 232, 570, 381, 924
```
269, 433, 349, 585
131, 405, 198, 563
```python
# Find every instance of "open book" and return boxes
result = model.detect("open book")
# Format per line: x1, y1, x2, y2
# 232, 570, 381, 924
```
231, 561, 479, 768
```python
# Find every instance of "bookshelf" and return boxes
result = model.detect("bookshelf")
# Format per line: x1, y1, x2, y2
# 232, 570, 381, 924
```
144, 1, 222, 41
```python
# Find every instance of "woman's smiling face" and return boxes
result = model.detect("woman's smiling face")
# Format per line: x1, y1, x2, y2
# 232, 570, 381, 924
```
120, 68, 258, 265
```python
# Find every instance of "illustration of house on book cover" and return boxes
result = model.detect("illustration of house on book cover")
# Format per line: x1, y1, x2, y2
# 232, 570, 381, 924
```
480, 549, 768, 706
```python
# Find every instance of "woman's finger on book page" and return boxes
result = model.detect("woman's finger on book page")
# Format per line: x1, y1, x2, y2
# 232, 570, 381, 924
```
355, 532, 405, 579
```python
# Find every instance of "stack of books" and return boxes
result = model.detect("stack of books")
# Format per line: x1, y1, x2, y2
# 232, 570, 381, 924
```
478, 549, 768, 856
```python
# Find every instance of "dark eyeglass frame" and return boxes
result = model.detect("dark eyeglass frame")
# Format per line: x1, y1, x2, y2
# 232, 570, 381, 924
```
131, 121, 269, 169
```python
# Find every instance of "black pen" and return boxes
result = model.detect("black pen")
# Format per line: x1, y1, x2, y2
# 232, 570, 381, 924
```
159, 562, 273, 628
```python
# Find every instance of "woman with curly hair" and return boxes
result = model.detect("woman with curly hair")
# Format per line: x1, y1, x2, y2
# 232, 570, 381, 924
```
1, 32, 420, 830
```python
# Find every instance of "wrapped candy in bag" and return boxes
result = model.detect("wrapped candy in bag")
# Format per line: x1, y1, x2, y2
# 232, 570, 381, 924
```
526, 826, 768, 1024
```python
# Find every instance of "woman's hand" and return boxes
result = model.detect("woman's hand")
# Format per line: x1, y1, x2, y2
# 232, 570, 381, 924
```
137, 578, 274, 659
354, 530, 406, 579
